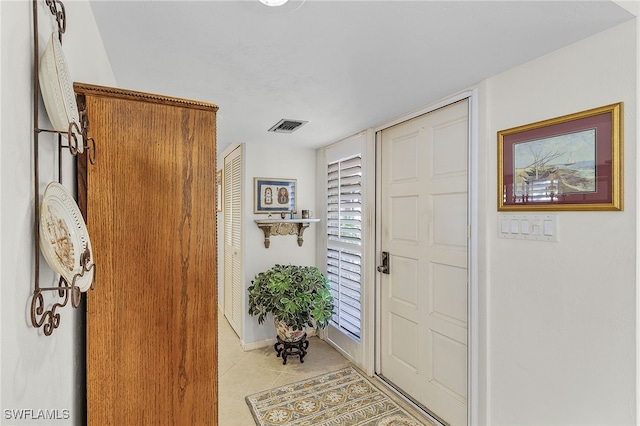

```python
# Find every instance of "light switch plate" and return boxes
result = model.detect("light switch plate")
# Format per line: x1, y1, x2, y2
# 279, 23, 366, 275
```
498, 214, 558, 241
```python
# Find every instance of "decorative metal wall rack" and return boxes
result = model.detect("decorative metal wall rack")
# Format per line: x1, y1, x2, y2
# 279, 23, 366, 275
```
31, 0, 96, 335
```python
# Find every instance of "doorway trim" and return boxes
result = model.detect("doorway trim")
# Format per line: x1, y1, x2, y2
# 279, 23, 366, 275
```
371, 88, 479, 425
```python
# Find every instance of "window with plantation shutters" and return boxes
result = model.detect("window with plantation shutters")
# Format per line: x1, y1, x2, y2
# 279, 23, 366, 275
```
327, 155, 362, 340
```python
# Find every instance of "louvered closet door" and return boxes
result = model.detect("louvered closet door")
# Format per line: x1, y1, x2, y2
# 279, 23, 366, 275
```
224, 145, 243, 337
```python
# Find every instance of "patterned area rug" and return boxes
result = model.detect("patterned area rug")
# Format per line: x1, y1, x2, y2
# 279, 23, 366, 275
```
245, 366, 426, 425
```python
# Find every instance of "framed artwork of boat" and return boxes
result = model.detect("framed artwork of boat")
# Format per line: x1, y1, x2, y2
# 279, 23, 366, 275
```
498, 102, 623, 211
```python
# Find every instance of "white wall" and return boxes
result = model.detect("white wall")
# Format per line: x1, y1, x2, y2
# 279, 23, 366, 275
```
480, 19, 637, 425
0, 1, 114, 425
224, 17, 639, 424
3, 2, 633, 424
239, 142, 318, 346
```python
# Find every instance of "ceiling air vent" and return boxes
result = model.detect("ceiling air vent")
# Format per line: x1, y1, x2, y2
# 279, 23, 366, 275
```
268, 119, 308, 133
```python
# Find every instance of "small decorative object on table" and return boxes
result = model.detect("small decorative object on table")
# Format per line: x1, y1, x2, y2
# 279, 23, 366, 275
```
248, 264, 334, 364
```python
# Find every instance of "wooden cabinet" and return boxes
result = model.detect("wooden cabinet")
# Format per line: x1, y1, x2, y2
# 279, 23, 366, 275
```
75, 83, 218, 425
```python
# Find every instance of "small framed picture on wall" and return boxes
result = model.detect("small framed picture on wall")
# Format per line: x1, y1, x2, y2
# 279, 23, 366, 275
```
254, 178, 297, 214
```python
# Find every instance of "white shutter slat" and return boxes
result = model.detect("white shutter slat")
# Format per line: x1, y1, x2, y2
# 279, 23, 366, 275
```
339, 156, 361, 170
338, 175, 361, 187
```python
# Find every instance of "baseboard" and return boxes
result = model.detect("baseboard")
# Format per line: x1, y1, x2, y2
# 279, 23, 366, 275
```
241, 337, 277, 351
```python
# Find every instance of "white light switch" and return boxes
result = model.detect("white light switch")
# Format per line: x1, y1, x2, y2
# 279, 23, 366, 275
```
543, 220, 554, 236
532, 223, 541, 235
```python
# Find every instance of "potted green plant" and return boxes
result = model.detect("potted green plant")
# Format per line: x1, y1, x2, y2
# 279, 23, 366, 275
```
248, 264, 335, 342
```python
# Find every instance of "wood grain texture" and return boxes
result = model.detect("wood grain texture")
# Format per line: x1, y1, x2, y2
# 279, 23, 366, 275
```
75, 83, 218, 425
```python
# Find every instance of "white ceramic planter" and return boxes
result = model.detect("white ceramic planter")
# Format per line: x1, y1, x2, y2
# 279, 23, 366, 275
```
274, 318, 305, 342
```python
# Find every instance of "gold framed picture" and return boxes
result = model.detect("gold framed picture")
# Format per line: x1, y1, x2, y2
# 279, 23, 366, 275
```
498, 102, 623, 211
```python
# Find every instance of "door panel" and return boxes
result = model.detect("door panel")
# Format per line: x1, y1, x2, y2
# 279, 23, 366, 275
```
224, 145, 243, 337
76, 83, 218, 425
379, 99, 468, 426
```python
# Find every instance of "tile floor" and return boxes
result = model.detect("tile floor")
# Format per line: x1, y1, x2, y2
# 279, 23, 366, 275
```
217, 312, 433, 425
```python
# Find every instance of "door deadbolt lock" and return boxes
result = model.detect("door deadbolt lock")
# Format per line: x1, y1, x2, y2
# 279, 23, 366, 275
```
377, 251, 390, 274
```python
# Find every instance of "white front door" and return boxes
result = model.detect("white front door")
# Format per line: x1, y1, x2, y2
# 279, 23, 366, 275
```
378, 99, 469, 425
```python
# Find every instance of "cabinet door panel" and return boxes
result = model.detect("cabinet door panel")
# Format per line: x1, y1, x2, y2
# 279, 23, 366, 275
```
76, 84, 218, 425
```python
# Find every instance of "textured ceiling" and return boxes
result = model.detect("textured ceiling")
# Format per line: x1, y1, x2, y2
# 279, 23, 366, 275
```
88, 1, 633, 154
